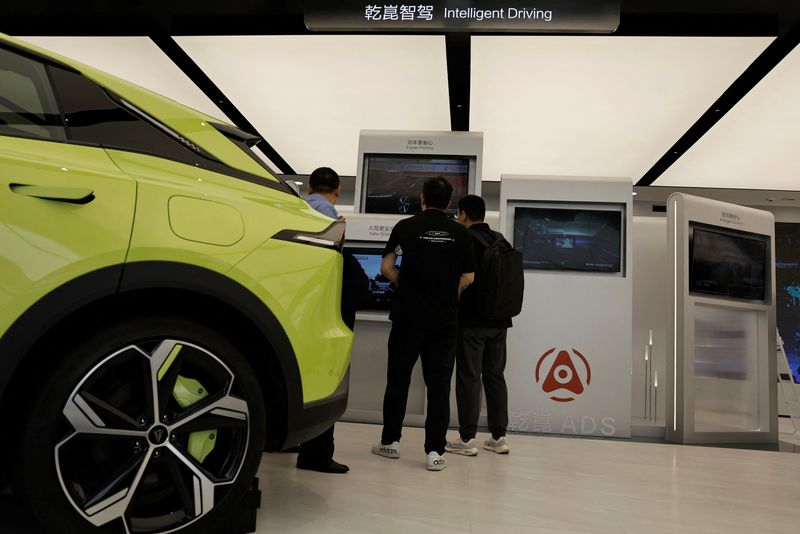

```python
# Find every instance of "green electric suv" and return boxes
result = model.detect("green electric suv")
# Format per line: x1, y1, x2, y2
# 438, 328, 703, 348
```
0, 34, 353, 533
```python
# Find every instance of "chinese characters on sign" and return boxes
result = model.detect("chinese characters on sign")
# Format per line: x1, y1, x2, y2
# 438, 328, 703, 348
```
367, 224, 395, 238
509, 410, 617, 436
406, 138, 435, 151
306, 1, 620, 33
365, 5, 434, 21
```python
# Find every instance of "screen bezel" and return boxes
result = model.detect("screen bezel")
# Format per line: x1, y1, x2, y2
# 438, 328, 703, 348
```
359, 152, 477, 215
688, 223, 770, 303
507, 201, 626, 277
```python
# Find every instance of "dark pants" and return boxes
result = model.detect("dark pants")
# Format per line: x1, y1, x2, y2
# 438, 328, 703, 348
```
297, 425, 335, 466
456, 327, 509, 441
381, 324, 456, 454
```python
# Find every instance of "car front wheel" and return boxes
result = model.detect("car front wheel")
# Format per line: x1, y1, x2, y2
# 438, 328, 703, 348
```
15, 315, 266, 534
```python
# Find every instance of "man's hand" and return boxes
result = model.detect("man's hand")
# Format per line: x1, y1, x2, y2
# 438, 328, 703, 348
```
381, 252, 400, 285
458, 272, 475, 298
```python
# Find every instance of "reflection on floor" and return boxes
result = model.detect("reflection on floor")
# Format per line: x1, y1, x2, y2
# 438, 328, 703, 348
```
2, 421, 800, 533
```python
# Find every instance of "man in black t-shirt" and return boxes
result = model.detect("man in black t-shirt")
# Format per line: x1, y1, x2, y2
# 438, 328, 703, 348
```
446, 195, 512, 457
371, 177, 476, 471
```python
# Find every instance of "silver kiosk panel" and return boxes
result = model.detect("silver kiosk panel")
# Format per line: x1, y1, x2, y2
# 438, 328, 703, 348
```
666, 193, 777, 444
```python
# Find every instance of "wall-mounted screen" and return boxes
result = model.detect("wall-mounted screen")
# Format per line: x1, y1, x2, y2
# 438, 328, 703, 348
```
347, 246, 402, 310
689, 226, 768, 301
512, 205, 623, 273
362, 154, 470, 215
776, 222, 800, 383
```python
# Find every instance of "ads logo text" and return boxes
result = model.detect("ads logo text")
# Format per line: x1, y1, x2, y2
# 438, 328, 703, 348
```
535, 348, 591, 403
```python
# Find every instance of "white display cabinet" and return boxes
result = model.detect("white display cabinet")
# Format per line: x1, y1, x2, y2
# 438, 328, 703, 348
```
500, 175, 633, 438
666, 193, 777, 444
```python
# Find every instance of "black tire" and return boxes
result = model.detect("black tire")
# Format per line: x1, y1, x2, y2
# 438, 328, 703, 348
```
14, 314, 266, 534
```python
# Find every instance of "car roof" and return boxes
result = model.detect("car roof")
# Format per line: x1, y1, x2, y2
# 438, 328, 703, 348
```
0, 33, 276, 182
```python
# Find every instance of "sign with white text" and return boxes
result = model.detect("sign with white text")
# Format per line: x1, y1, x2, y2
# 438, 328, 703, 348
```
305, 1, 620, 33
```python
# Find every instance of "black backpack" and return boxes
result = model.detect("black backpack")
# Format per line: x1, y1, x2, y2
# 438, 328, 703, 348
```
470, 230, 524, 321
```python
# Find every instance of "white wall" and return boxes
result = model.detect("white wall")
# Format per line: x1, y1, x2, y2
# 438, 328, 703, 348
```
632, 216, 669, 424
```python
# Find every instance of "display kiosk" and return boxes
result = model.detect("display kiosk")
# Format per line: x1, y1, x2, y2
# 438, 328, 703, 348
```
341, 130, 484, 426
500, 175, 633, 438
666, 193, 777, 444
353, 129, 483, 215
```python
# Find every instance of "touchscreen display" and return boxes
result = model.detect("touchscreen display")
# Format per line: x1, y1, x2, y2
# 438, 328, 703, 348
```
513, 206, 622, 273
348, 248, 402, 310
690, 227, 767, 301
363, 155, 469, 215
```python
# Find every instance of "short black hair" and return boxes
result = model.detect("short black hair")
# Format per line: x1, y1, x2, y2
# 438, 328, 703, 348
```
458, 194, 485, 222
422, 176, 453, 210
309, 167, 340, 194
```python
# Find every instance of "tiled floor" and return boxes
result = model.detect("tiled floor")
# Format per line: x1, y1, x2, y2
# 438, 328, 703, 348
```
253, 422, 800, 534
3, 421, 800, 533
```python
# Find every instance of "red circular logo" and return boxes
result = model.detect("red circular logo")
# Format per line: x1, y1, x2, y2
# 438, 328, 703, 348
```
535, 348, 592, 403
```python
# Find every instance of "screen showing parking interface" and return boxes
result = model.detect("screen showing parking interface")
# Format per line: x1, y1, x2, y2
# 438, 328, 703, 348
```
513, 207, 622, 273
363, 155, 469, 215
348, 248, 402, 310
689, 227, 767, 301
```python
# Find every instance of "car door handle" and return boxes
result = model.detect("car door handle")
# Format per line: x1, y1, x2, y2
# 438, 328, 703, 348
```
9, 183, 95, 204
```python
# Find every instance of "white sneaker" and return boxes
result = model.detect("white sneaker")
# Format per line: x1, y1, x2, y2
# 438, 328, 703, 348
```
372, 441, 400, 459
445, 437, 478, 456
484, 436, 510, 454
426, 451, 447, 471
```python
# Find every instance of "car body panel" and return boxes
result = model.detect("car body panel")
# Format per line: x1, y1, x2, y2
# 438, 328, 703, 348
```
231, 240, 353, 403
107, 148, 353, 403
0, 135, 136, 336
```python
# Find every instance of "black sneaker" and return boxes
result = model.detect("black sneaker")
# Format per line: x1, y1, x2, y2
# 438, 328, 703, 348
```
296, 459, 350, 474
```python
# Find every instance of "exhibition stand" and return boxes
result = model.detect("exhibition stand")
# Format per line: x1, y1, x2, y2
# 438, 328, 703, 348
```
500, 175, 633, 438
666, 193, 777, 444
341, 130, 484, 427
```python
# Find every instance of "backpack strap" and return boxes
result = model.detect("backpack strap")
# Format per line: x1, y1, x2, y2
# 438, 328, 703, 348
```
469, 227, 500, 248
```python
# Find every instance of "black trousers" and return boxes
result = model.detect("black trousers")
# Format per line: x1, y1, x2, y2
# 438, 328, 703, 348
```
297, 425, 335, 465
455, 327, 509, 441
381, 324, 456, 454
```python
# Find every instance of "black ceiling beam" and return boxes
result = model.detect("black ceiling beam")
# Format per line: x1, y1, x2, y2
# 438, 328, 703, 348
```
149, 30, 296, 175
445, 33, 471, 132
636, 18, 800, 187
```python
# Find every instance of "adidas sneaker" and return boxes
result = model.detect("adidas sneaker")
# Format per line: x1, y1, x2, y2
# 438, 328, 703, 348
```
371, 441, 400, 459
426, 451, 447, 471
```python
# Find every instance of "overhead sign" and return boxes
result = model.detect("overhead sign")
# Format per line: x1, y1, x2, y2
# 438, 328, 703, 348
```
305, 1, 620, 33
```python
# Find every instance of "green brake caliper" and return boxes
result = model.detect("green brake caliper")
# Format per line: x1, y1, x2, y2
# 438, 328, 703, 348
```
172, 375, 217, 463
157, 344, 217, 463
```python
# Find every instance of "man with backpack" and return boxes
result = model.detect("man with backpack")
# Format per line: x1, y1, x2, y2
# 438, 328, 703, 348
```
446, 194, 523, 456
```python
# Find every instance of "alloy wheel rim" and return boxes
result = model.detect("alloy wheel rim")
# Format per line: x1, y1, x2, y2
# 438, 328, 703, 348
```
397, 196, 410, 213
55, 339, 250, 533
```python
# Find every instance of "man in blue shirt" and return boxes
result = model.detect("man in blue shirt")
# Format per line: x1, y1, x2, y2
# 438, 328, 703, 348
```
306, 167, 344, 220
297, 166, 348, 473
